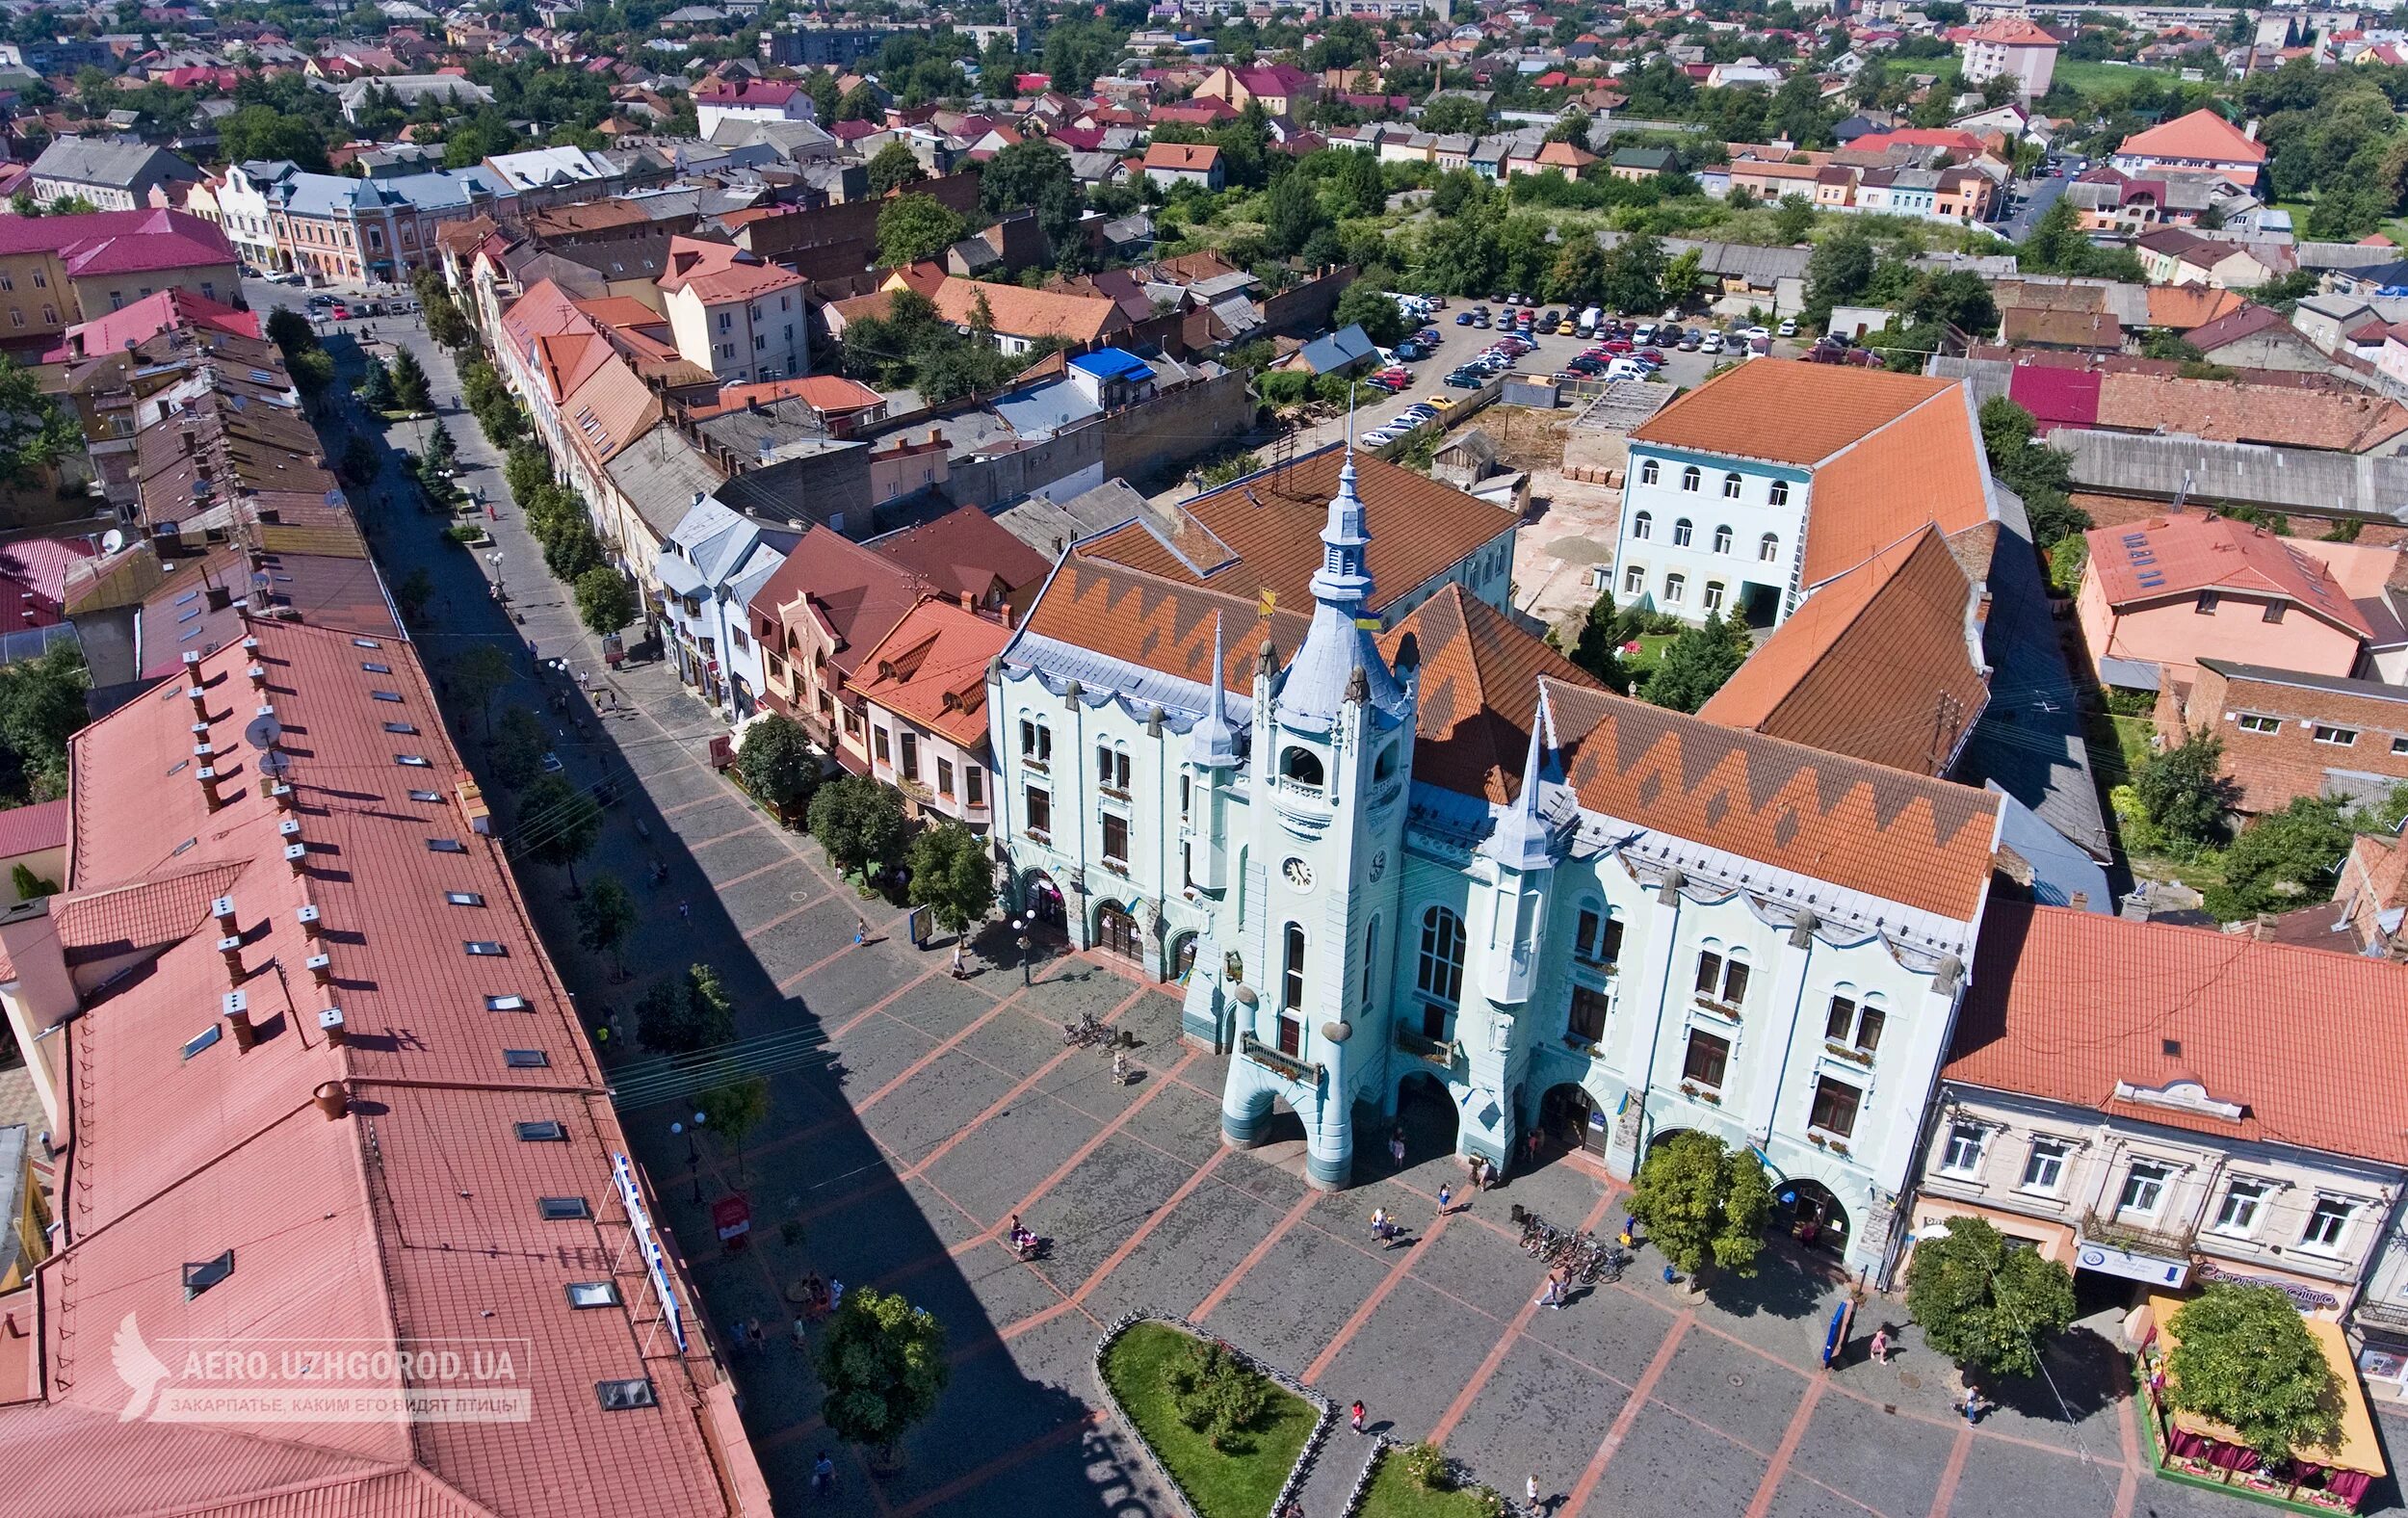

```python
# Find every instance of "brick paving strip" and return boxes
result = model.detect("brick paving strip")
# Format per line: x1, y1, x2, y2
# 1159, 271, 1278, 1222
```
1927, 1426, 1975, 1518
1426, 1190, 1621, 1447
1741, 1374, 1828, 1518
1193, 1189, 1322, 1323
1563, 1310, 1693, 1516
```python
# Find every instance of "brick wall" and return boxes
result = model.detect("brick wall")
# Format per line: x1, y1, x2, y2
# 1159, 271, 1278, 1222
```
2168, 662, 2408, 814
1099, 368, 1255, 489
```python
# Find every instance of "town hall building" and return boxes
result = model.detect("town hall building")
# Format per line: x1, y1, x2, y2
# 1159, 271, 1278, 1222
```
989, 440, 2007, 1278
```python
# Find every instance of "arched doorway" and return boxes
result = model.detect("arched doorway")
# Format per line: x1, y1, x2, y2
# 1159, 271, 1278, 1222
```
1776, 1179, 1849, 1256
1540, 1083, 1608, 1157
1096, 901, 1142, 961
1643, 1126, 1697, 1159
1167, 931, 1198, 983
1021, 871, 1065, 932
1393, 1069, 1457, 1165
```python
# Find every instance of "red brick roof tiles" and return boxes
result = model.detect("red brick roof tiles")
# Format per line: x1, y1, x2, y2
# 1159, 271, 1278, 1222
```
1949, 903, 2408, 1162
2083, 511, 2375, 639
1542, 678, 2002, 922
2116, 107, 2267, 165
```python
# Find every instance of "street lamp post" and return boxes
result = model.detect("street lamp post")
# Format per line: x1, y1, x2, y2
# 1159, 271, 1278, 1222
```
1013, 917, 1031, 988
484, 550, 506, 605
671, 1110, 707, 1202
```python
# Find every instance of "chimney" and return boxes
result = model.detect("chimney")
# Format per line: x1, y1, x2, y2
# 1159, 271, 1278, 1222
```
297, 903, 323, 941
213, 895, 238, 934
2119, 889, 2154, 923
222, 989, 256, 1052
2069, 890, 2089, 912
217, 934, 243, 983
312, 1079, 349, 1119
959, 590, 974, 612
196, 765, 222, 812
180, 428, 196, 457
182, 649, 204, 692
248, 661, 268, 689
307, 952, 332, 987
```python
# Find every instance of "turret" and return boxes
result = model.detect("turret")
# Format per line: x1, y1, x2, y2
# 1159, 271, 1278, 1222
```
1478, 688, 1560, 1004
1185, 613, 1238, 892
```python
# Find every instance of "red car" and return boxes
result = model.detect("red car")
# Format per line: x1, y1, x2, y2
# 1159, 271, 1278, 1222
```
1637, 348, 1665, 363
328, 304, 350, 320
1601, 339, 1633, 354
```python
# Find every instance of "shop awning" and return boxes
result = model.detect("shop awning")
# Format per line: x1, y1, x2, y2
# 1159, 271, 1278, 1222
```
2147, 1294, 2384, 1478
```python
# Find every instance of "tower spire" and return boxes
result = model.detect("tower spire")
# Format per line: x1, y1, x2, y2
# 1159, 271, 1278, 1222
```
1271, 446, 1402, 726
1483, 685, 1557, 870
1188, 611, 1241, 766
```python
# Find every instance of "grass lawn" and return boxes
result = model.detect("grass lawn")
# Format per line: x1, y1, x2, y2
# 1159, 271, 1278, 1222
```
1358, 1449, 1505, 1518
1625, 632, 1677, 673
2050, 58, 2194, 97
1101, 1322, 1318, 1518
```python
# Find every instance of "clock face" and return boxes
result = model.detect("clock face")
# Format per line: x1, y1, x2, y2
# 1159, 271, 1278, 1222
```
1368, 851, 1387, 882
1282, 857, 1314, 890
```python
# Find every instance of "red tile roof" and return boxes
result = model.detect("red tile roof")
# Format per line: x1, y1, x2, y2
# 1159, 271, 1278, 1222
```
852, 595, 1011, 748
1630, 360, 1959, 469
2083, 510, 2375, 639
658, 235, 802, 304
1949, 903, 2408, 1161
1698, 525, 1989, 775
3, 621, 764, 1517
746, 523, 931, 680
1378, 584, 1601, 803
0, 207, 232, 271
0, 797, 66, 858
1142, 142, 1221, 172
2116, 107, 2267, 165
1968, 16, 2060, 44
868, 504, 1048, 607
48, 287, 256, 360
0, 535, 92, 630
1543, 678, 2002, 921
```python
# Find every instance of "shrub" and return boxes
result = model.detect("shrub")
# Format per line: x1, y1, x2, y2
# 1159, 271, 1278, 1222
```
1399, 1441, 1453, 1491
1161, 1339, 1271, 1453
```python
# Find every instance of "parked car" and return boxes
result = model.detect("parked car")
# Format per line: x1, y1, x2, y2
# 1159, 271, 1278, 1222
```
1473, 313, 1490, 327
1777, 318, 1798, 337
1394, 342, 1426, 361
1425, 395, 1456, 411
1744, 326, 1770, 341
1700, 333, 1724, 353
1455, 311, 1476, 325
1679, 331, 1703, 351
1601, 339, 1634, 354
1445, 371, 1483, 388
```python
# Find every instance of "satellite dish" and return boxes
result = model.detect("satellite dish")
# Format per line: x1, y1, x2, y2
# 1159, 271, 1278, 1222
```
99, 528, 124, 554
244, 712, 283, 752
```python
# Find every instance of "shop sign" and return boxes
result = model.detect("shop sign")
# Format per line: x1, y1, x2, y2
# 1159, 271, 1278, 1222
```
2075, 1238, 2191, 1287
2193, 1261, 2339, 1311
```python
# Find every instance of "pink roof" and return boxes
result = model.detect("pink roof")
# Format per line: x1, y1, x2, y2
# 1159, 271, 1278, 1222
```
658, 235, 803, 303
0, 620, 764, 1517
2084, 510, 2375, 639
0, 535, 92, 626
695, 78, 798, 105
0, 208, 234, 275
0, 797, 67, 858
2116, 107, 2267, 165
46, 287, 257, 360
1967, 16, 2059, 44
2004, 362, 2101, 429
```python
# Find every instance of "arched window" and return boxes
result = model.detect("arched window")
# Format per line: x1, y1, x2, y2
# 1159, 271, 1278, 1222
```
1281, 746, 1324, 789
1672, 518, 1693, 547
1278, 924, 1305, 1055
1722, 472, 1741, 499
1632, 510, 1652, 541
1664, 573, 1687, 605
1712, 524, 1732, 554
1622, 564, 1644, 595
1018, 715, 1052, 764
1374, 744, 1398, 781
1768, 479, 1790, 507
1417, 907, 1466, 1007
1639, 459, 1659, 485
1760, 533, 1779, 563
1680, 465, 1701, 492
1703, 581, 1725, 614
1362, 917, 1379, 1012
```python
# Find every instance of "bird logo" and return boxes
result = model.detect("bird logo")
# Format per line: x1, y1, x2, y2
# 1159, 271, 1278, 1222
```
112, 1314, 172, 1422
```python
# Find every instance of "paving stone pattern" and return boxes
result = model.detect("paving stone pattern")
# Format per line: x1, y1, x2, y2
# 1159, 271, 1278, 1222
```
273, 283, 2408, 1518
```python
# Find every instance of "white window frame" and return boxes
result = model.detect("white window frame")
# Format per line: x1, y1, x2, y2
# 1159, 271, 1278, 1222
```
2212, 1180, 2265, 1238
2020, 1140, 2067, 1195
1939, 1123, 1985, 1176
2117, 1161, 2171, 1220
2302, 1196, 2355, 1253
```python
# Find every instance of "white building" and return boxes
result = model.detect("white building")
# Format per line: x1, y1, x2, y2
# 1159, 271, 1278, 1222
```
1610, 363, 2002, 630
654, 496, 801, 717
694, 79, 816, 139
989, 443, 2005, 1277
659, 235, 809, 385
1959, 16, 2061, 97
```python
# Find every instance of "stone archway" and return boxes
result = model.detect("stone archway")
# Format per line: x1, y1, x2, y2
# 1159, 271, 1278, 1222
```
1777, 1178, 1850, 1256
1095, 900, 1142, 961
1540, 1083, 1608, 1156
1167, 930, 1198, 983
1020, 870, 1066, 932
1393, 1070, 1458, 1165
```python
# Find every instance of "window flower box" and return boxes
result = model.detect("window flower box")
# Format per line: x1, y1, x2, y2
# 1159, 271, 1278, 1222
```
1679, 1082, 1720, 1105
1825, 1042, 1873, 1066
1026, 826, 1050, 845
1694, 996, 1742, 1020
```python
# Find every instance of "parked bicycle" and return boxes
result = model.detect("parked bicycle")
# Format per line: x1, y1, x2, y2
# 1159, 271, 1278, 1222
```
1061, 1012, 1112, 1048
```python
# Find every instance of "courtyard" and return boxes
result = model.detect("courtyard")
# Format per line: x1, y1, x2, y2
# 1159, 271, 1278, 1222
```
298, 284, 2408, 1518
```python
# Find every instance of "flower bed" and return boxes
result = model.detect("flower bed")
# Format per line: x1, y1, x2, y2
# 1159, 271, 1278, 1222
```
1340, 1437, 1527, 1518
1095, 1315, 1329, 1518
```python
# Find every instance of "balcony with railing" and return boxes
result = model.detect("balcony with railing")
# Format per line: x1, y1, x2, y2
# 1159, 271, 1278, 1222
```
2079, 1208, 2198, 1263
1241, 1033, 1318, 1085
1395, 1026, 1461, 1068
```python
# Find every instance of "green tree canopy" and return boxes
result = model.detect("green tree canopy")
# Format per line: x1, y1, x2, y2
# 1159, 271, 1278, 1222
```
1567, 588, 1634, 694
1629, 1130, 1772, 1279
574, 565, 638, 638
1772, 193, 1817, 245
451, 642, 514, 736
1599, 232, 1666, 314
877, 194, 970, 268
697, 1075, 770, 1181
490, 704, 548, 789
2206, 797, 2354, 921
736, 712, 821, 818
1420, 94, 1489, 135
0, 641, 88, 801
219, 103, 329, 170
574, 872, 637, 981
1905, 1216, 2077, 1378
905, 821, 996, 934
816, 1288, 951, 1459
0, 355, 84, 485
1804, 230, 1875, 321
2166, 1284, 2342, 1464
517, 772, 601, 890
1643, 612, 1751, 714
387, 348, 432, 412
1333, 280, 1408, 346
2133, 730, 2237, 851
866, 140, 928, 196
808, 774, 907, 878
636, 962, 736, 1054
1263, 169, 1327, 258
1976, 396, 2088, 547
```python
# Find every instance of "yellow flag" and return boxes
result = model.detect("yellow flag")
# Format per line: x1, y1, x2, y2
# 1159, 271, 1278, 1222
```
1258, 589, 1276, 616
1354, 616, 1381, 631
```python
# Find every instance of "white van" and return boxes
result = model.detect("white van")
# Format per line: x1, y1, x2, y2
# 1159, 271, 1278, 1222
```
1578, 306, 1601, 335
1605, 357, 1649, 381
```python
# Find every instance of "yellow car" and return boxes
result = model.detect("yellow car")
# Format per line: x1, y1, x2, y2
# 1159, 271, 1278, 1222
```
1425, 394, 1457, 410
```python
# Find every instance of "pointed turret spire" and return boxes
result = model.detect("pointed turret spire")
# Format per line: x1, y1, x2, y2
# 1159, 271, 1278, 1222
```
1188, 611, 1242, 767
1276, 447, 1405, 727
1483, 685, 1557, 871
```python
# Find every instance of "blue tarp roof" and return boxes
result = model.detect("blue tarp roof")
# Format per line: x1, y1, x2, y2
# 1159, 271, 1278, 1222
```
1068, 348, 1152, 382
1296, 324, 1376, 375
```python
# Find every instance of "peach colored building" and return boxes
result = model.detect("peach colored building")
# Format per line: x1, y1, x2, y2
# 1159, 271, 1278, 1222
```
2076, 511, 2407, 693
853, 595, 1011, 830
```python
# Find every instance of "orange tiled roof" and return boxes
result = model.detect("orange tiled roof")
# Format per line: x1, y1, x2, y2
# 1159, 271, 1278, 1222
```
1143, 142, 1220, 170
1629, 361, 1957, 469
1378, 584, 1601, 803
1799, 378, 1994, 584
1543, 677, 2002, 921
2116, 107, 2266, 165
658, 234, 803, 303
1016, 554, 1308, 695
2093, 371, 2408, 453
1077, 446, 1517, 620
2083, 510, 2375, 639
561, 354, 663, 466
1967, 16, 2059, 43
1949, 902, 2408, 1161
1698, 525, 1988, 775
852, 595, 1011, 748
2143, 285, 2243, 330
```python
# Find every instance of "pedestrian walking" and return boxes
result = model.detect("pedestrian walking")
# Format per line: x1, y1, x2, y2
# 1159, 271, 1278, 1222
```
1370, 1206, 1392, 1243
1390, 1128, 1406, 1167
828, 1279, 845, 1312
1437, 1182, 1453, 1214
679, 900, 693, 928
951, 940, 966, 979
747, 1319, 765, 1355
1349, 1400, 1365, 1434
1962, 1387, 1981, 1426
1527, 1475, 1540, 1506
853, 915, 868, 946
791, 1315, 807, 1350
1871, 1328, 1890, 1366
812, 1452, 836, 1495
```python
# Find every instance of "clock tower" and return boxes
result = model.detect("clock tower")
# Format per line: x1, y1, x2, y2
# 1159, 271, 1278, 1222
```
1208, 447, 1415, 1190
